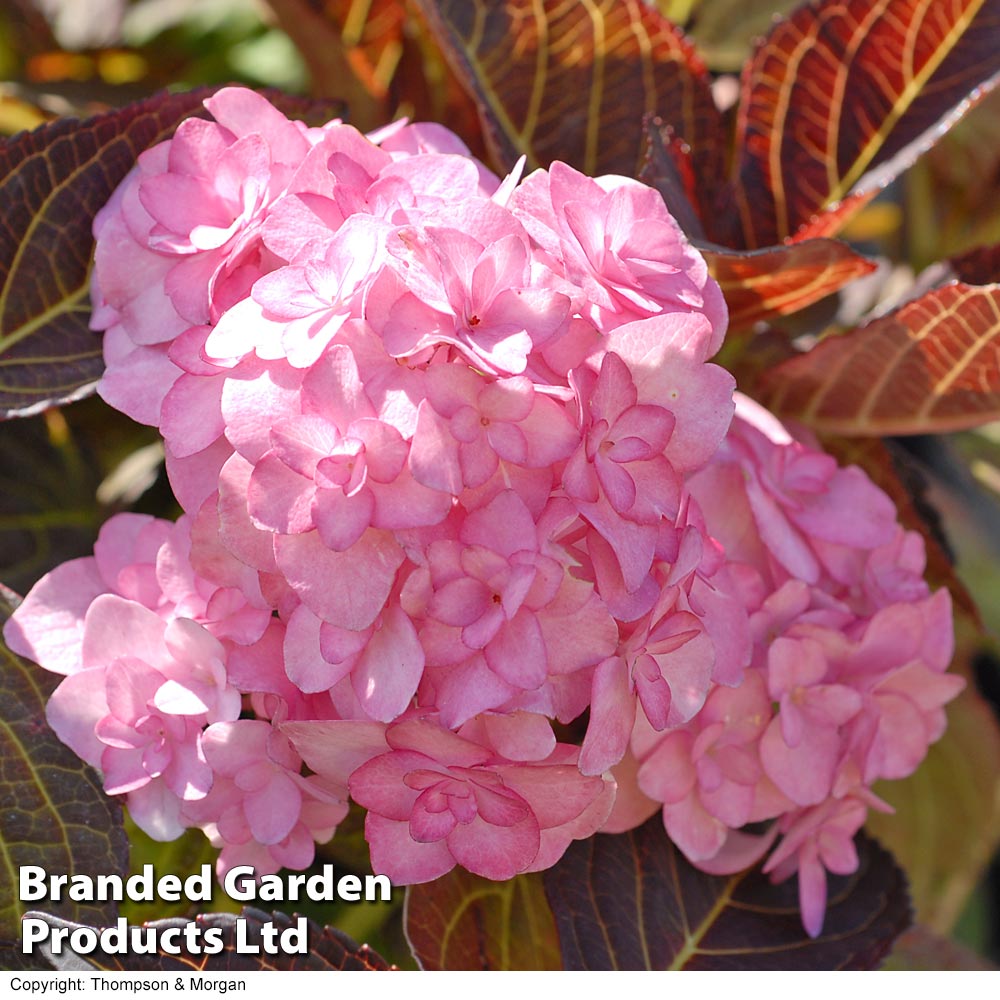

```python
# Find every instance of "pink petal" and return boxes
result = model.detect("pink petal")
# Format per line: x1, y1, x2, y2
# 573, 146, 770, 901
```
275, 529, 403, 630
247, 453, 315, 534
352, 605, 425, 722
365, 812, 456, 884
81, 595, 167, 672
3, 558, 106, 675
245, 773, 302, 844
280, 719, 389, 798
46, 669, 110, 765
579, 656, 635, 775
284, 605, 352, 692
484, 609, 547, 689
447, 811, 539, 880
313, 486, 375, 551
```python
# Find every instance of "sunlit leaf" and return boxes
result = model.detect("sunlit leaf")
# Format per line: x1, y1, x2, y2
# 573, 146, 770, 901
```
404, 869, 560, 971
0, 590, 128, 967
726, 0, 1000, 248
0, 92, 51, 137
29, 908, 394, 971
761, 283, 1000, 435
865, 677, 1000, 933
702, 239, 877, 332
319, 0, 407, 98
412, 0, 725, 188
542, 818, 910, 970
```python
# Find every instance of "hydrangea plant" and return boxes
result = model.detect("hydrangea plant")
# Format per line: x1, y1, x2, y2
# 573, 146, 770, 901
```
1, 84, 961, 938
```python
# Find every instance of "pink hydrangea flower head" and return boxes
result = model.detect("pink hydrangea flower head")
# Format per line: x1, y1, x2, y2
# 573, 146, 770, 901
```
25, 89, 961, 939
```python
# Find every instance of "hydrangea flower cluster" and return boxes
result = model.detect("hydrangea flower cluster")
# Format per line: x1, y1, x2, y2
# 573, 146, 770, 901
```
3, 88, 961, 936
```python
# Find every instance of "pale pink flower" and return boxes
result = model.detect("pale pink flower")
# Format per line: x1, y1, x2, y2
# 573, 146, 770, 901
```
342, 716, 614, 883
381, 200, 571, 373
510, 161, 727, 336
409, 365, 578, 494
184, 719, 347, 877
38, 594, 241, 839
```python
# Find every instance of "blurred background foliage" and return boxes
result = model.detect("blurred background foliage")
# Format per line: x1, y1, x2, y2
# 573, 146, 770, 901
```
2, 0, 1000, 969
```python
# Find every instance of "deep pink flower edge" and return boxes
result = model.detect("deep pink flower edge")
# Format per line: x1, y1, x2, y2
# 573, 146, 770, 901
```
3, 88, 959, 936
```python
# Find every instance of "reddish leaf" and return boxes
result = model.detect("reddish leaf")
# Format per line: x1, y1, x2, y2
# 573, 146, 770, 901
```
28, 908, 393, 971
948, 242, 1000, 284
701, 239, 877, 331
761, 283, 1000, 434
725, 0, 1000, 248
412, 0, 726, 188
0, 590, 129, 968
314, 0, 408, 99
639, 117, 705, 240
264, 0, 401, 132
405, 869, 560, 971
543, 818, 910, 970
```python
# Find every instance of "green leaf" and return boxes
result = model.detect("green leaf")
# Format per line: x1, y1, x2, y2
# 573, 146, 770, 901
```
28, 908, 394, 971
0, 589, 129, 967
119, 824, 238, 925
404, 868, 561, 970
542, 817, 910, 970
659, 0, 803, 72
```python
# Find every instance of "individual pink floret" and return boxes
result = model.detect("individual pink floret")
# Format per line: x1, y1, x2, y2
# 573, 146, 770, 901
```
509, 161, 727, 337
184, 719, 348, 878
380, 200, 571, 374
409, 365, 578, 494
400, 491, 618, 725
39, 594, 241, 839
345, 716, 614, 883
